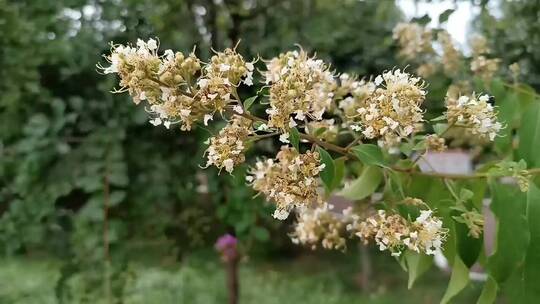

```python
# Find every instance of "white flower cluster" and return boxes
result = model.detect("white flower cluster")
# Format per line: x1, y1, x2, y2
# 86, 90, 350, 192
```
263, 49, 336, 131
438, 31, 462, 76
291, 204, 351, 250
470, 56, 500, 84
392, 22, 434, 61
101, 39, 254, 130
336, 75, 376, 121
247, 147, 325, 220
348, 209, 446, 256
204, 115, 252, 173
352, 69, 426, 146
445, 93, 502, 141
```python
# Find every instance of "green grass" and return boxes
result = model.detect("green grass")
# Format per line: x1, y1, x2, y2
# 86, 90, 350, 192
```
0, 249, 483, 303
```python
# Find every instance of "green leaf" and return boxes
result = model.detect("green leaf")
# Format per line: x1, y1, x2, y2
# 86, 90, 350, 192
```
517, 101, 540, 168
351, 144, 388, 168
430, 115, 446, 122
289, 127, 300, 151
317, 147, 335, 193
433, 123, 448, 135
412, 14, 431, 26
454, 181, 486, 267
459, 188, 474, 201
253, 226, 270, 241
404, 251, 433, 289
488, 183, 529, 284
493, 91, 517, 155
440, 256, 469, 304
339, 165, 382, 200
243, 95, 258, 110
332, 158, 345, 191
109, 191, 126, 206
524, 183, 540, 301
476, 276, 498, 304
438, 9, 455, 24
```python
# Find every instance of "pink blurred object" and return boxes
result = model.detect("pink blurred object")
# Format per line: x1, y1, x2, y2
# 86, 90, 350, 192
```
417, 150, 473, 174
215, 234, 239, 304
215, 234, 238, 262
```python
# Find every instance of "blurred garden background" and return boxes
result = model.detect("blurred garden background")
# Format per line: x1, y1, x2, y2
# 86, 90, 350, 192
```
2, 0, 540, 303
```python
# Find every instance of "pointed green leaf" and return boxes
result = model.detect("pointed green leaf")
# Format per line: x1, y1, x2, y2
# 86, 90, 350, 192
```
488, 183, 529, 283
517, 101, 540, 168
339, 165, 382, 200
441, 256, 469, 304
351, 144, 388, 168
433, 123, 448, 135
404, 251, 433, 289
476, 276, 498, 304
524, 183, 540, 301
438, 8, 455, 23
289, 127, 300, 150
243, 95, 258, 110
317, 147, 335, 193
430, 115, 447, 122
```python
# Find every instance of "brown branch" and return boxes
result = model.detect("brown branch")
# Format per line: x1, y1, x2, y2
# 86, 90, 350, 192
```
236, 111, 540, 180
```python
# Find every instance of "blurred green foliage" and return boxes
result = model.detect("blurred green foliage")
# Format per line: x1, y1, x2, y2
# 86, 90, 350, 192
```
477, 0, 540, 89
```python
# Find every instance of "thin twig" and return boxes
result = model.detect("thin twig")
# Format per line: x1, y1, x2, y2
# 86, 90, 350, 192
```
235, 109, 540, 180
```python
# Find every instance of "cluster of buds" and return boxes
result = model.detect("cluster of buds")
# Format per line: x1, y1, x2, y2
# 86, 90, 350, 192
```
445, 93, 502, 141
453, 210, 484, 239
291, 204, 351, 250
392, 22, 434, 61
204, 115, 253, 173
349, 208, 447, 256
100, 39, 254, 130
470, 56, 500, 84
337, 77, 376, 118
263, 49, 336, 132
438, 31, 462, 76
247, 147, 325, 220
425, 134, 447, 152
351, 69, 426, 147
489, 160, 531, 192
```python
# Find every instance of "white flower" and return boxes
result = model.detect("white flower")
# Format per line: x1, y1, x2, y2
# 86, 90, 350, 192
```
279, 133, 290, 143
375, 75, 383, 86
204, 114, 214, 126
273, 208, 290, 220
289, 118, 298, 128
233, 105, 244, 114
198, 78, 209, 88
257, 123, 269, 131
219, 63, 231, 72
164, 49, 174, 61
149, 118, 162, 126
223, 159, 234, 173
164, 120, 171, 129
295, 111, 306, 120
351, 125, 362, 131
416, 210, 432, 224
180, 109, 191, 117
147, 38, 158, 51
244, 72, 253, 86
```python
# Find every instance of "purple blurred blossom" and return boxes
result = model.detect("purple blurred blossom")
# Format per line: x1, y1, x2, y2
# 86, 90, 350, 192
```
215, 234, 238, 262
